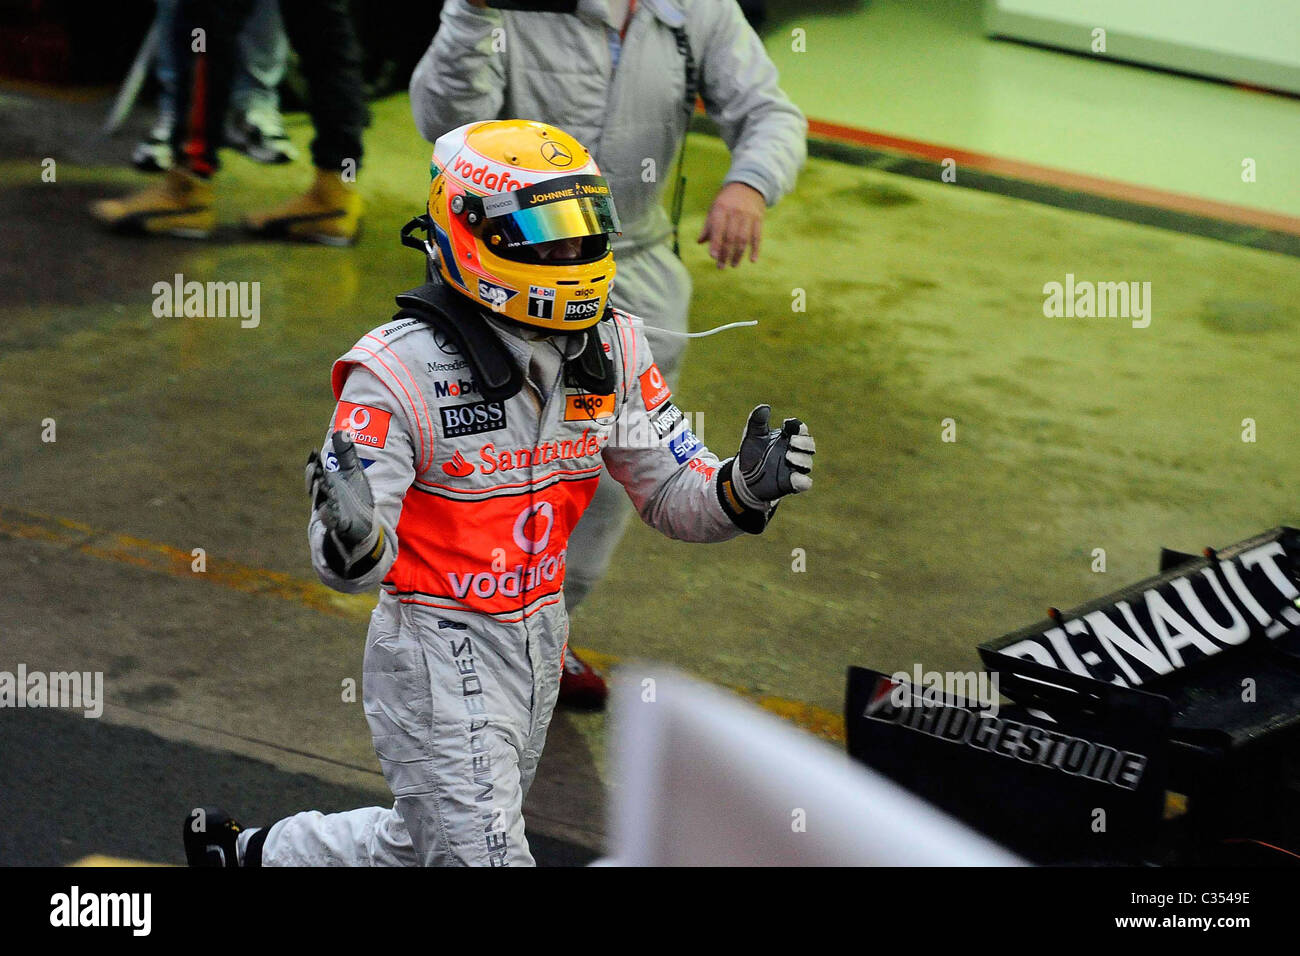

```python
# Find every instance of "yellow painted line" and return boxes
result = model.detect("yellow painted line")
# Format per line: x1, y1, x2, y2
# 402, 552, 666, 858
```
0, 505, 374, 620
69, 855, 172, 867
0, 504, 846, 742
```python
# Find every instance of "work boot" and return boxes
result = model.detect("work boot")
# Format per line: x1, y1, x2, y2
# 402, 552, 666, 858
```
183, 807, 247, 867
90, 167, 214, 239
242, 168, 362, 246
558, 647, 608, 711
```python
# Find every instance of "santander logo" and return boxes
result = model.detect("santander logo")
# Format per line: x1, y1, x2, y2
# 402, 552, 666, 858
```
442, 450, 474, 478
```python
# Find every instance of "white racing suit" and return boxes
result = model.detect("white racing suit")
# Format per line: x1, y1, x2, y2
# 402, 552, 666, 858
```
256, 307, 769, 866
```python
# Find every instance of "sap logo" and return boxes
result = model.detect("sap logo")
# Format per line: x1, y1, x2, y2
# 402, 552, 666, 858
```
478, 279, 519, 312
434, 377, 478, 398
669, 428, 702, 464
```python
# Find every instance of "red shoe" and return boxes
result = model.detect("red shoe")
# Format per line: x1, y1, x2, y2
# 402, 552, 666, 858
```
559, 647, 608, 710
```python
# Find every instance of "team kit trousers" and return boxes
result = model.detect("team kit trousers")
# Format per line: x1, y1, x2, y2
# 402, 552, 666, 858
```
564, 241, 691, 610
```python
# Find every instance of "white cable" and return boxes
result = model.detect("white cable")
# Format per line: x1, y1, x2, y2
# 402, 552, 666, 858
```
626, 319, 758, 338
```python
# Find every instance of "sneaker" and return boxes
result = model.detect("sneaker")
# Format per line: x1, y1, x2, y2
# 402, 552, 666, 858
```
183, 807, 245, 867
558, 647, 608, 710
225, 110, 297, 165
242, 167, 362, 246
131, 117, 174, 173
90, 167, 215, 239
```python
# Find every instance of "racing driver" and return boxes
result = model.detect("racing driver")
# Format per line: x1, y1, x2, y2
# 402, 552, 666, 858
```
183, 119, 815, 867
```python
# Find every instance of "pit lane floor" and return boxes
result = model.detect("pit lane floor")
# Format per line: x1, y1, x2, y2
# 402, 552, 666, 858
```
2, 86, 1298, 864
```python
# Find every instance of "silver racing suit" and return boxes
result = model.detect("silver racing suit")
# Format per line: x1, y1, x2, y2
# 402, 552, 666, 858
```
255, 307, 767, 865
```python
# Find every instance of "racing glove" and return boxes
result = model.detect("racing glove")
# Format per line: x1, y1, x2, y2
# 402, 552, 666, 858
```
716, 405, 815, 533
305, 431, 388, 580
732, 404, 816, 508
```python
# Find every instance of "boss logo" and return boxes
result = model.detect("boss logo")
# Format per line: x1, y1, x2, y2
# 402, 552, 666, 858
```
564, 299, 601, 321
440, 400, 507, 437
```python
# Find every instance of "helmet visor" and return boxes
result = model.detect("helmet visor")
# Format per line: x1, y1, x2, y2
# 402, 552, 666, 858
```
480, 175, 621, 249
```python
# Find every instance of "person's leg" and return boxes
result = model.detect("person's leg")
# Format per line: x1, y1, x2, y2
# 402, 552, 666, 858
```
226, 0, 298, 164
132, 0, 182, 172
564, 242, 692, 611
169, 0, 256, 177
273, 0, 366, 173
153, 0, 181, 121
254, 806, 417, 866
256, 601, 536, 867
239, 0, 365, 243
91, 0, 256, 235
231, 0, 288, 117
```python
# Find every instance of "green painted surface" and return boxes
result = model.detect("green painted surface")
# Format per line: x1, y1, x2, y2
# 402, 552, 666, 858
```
761, 0, 1300, 216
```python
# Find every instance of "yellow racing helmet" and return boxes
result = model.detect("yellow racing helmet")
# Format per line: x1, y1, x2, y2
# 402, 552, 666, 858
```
420, 120, 621, 332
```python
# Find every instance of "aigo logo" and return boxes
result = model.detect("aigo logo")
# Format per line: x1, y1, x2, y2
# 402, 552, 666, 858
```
513, 501, 554, 554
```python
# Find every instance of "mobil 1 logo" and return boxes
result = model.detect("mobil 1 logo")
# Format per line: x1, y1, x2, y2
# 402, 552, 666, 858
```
528, 285, 556, 320
440, 399, 507, 438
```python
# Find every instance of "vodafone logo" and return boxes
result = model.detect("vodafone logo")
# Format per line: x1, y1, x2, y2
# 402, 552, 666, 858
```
451, 154, 535, 193
513, 502, 554, 555
332, 402, 391, 449
639, 363, 672, 411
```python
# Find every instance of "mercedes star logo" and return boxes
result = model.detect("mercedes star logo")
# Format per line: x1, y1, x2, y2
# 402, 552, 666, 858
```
540, 141, 573, 168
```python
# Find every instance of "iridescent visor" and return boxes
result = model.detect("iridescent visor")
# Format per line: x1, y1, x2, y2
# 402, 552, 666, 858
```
480, 175, 621, 248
